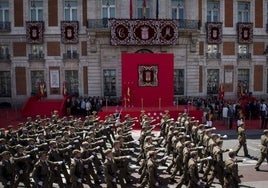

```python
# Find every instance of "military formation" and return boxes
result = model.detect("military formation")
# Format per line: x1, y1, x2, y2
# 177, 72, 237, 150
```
0, 109, 267, 188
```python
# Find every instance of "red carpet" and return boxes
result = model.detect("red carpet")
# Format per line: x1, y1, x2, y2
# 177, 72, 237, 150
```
21, 96, 67, 118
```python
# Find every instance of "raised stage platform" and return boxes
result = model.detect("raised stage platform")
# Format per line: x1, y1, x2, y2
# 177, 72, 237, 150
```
98, 105, 203, 129
21, 96, 67, 118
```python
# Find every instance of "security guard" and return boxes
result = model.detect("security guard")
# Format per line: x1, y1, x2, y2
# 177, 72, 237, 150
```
255, 129, 268, 171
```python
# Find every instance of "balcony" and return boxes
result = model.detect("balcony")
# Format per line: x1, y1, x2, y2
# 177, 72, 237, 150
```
206, 52, 221, 60
237, 53, 251, 60
63, 52, 79, 60
0, 54, 11, 62
0, 21, 11, 32
87, 18, 200, 30
28, 53, 45, 62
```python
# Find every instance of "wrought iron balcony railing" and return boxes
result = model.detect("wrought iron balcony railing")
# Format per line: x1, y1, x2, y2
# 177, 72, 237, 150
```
0, 54, 11, 62
237, 53, 251, 60
87, 18, 200, 30
63, 52, 79, 60
28, 53, 45, 61
0, 21, 11, 32
206, 52, 221, 59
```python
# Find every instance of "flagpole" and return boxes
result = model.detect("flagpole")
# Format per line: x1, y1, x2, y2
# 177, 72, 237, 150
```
130, 0, 133, 19
156, 0, 159, 19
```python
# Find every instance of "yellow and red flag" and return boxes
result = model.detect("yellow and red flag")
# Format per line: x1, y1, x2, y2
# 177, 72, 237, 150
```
143, 0, 146, 18
127, 86, 131, 102
62, 81, 67, 97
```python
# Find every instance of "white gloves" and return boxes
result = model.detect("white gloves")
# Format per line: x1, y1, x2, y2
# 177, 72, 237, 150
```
89, 155, 94, 160
77, 178, 82, 183
112, 178, 116, 182
38, 181, 43, 186
84, 164, 89, 168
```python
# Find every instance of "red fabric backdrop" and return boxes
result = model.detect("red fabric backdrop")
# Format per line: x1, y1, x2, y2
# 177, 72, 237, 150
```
122, 53, 174, 107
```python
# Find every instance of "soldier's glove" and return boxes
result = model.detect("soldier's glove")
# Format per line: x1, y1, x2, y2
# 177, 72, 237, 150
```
155, 182, 159, 186
197, 146, 204, 149
58, 161, 63, 165
89, 155, 95, 160
206, 156, 213, 160
84, 164, 89, 168
67, 145, 73, 149
7, 181, 10, 185
77, 178, 82, 183
96, 146, 101, 150
197, 180, 202, 186
25, 154, 31, 158
130, 148, 135, 152
19, 170, 23, 174
112, 178, 116, 182
126, 155, 131, 159
38, 181, 43, 186
33, 148, 39, 151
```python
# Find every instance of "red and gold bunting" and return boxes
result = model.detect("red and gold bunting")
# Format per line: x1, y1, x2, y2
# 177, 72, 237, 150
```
237, 23, 253, 44
110, 19, 178, 46
206, 22, 222, 44
26, 21, 44, 44
61, 21, 79, 44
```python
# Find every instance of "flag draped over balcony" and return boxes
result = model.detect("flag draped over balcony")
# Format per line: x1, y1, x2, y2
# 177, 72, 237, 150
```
143, 0, 146, 18
62, 81, 67, 97
38, 82, 47, 98
127, 86, 131, 102
218, 84, 224, 100
130, 0, 133, 19
156, 0, 159, 19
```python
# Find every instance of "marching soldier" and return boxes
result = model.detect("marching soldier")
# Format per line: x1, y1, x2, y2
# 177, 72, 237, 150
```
48, 140, 71, 186
14, 145, 32, 188
147, 151, 160, 188
70, 149, 94, 188
234, 123, 249, 157
32, 151, 52, 188
103, 149, 119, 188
81, 141, 102, 186
188, 151, 205, 188
112, 140, 133, 186
0, 151, 15, 188
224, 151, 243, 188
206, 139, 227, 187
168, 135, 186, 182
255, 129, 268, 171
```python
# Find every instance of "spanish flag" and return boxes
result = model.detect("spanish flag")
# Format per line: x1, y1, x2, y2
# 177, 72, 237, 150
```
218, 84, 224, 100
127, 86, 131, 102
62, 81, 67, 97
143, 0, 146, 18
